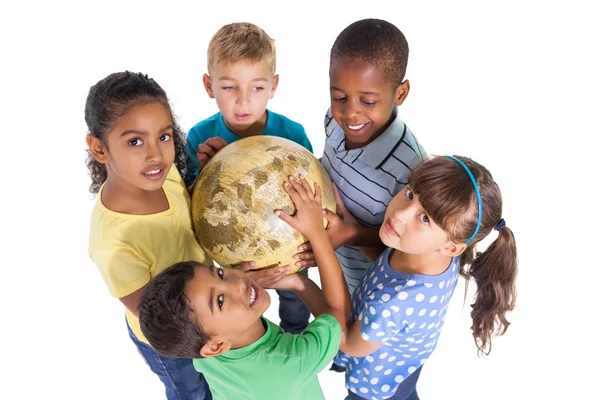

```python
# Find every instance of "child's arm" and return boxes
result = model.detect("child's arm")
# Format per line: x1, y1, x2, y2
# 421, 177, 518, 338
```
274, 176, 352, 327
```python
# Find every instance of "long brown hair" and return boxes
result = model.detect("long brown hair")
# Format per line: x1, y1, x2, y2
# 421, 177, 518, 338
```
408, 155, 518, 356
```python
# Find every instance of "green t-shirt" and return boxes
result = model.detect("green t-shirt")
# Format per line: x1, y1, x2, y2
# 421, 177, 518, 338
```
193, 314, 342, 400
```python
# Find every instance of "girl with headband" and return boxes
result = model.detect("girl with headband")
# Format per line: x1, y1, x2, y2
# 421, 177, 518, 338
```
276, 155, 518, 400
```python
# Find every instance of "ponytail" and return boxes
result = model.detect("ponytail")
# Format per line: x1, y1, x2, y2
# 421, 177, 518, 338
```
464, 225, 518, 356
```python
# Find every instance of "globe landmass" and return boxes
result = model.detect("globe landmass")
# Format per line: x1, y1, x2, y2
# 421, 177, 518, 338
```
191, 136, 336, 274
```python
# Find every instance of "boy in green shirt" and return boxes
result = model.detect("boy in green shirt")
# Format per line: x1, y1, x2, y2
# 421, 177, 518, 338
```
139, 176, 351, 400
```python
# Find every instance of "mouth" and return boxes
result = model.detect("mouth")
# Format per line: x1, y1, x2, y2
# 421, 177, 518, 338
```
344, 121, 370, 136
384, 218, 401, 238
234, 113, 251, 120
142, 166, 165, 180
249, 282, 259, 307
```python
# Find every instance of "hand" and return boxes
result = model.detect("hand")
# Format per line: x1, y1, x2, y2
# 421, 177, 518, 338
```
267, 273, 304, 292
196, 137, 228, 172
232, 261, 291, 288
323, 184, 359, 248
275, 175, 326, 239
294, 242, 316, 269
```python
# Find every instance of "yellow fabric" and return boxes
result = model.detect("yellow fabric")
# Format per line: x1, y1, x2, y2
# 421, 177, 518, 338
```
88, 166, 210, 344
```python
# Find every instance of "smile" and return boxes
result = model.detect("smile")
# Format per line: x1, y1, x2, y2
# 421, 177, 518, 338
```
347, 123, 366, 131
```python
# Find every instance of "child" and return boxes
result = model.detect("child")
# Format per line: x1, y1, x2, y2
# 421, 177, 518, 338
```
332, 155, 518, 400
321, 19, 427, 294
184, 22, 313, 335
85, 71, 218, 399
138, 176, 351, 400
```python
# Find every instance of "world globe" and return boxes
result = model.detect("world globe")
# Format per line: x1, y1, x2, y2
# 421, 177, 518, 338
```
191, 136, 336, 274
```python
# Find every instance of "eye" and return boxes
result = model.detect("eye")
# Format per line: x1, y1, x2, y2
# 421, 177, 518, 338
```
362, 100, 378, 106
128, 138, 143, 147
217, 294, 224, 309
419, 212, 430, 225
252, 86, 264, 91
217, 267, 224, 279
405, 187, 414, 200
332, 96, 346, 102
159, 134, 171, 142
222, 86, 235, 91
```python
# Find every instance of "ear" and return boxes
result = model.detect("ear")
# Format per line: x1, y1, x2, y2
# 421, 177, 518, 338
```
393, 80, 410, 106
439, 241, 467, 257
269, 74, 280, 99
203, 74, 215, 98
86, 134, 110, 164
199, 339, 231, 358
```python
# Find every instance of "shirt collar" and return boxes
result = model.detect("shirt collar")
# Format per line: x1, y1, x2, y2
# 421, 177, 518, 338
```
216, 317, 279, 361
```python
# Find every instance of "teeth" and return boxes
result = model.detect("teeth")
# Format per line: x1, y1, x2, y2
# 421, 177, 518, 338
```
145, 169, 160, 175
347, 123, 366, 130
250, 287, 256, 305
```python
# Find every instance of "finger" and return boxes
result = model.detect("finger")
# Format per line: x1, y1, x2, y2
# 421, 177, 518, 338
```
296, 259, 317, 268
275, 209, 295, 226
204, 137, 228, 152
314, 182, 322, 205
322, 209, 341, 224
283, 179, 303, 205
298, 175, 315, 199
288, 176, 308, 201
233, 261, 257, 273
197, 143, 216, 157
293, 250, 315, 261
297, 241, 312, 252
332, 183, 347, 216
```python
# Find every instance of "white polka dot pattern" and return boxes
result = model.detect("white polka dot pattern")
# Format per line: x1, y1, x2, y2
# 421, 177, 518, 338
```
334, 248, 460, 398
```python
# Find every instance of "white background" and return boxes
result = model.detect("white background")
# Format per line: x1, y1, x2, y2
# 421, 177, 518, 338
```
1, 1, 598, 399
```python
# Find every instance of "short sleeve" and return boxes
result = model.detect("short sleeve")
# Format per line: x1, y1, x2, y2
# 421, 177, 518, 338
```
358, 299, 404, 343
293, 314, 342, 378
94, 246, 151, 298
184, 126, 201, 187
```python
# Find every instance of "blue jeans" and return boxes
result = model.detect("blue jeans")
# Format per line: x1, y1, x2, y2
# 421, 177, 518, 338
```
345, 366, 422, 400
127, 320, 212, 400
276, 268, 310, 334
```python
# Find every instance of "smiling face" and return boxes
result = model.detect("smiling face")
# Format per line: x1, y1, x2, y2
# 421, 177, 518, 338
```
329, 57, 409, 150
187, 265, 271, 348
99, 102, 175, 192
204, 61, 279, 137
380, 186, 455, 255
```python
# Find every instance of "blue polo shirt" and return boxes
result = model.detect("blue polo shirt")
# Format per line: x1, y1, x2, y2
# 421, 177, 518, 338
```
184, 110, 312, 186
320, 107, 427, 294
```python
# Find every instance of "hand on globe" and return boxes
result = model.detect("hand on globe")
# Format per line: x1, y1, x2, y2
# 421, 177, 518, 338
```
196, 136, 228, 172
275, 175, 326, 240
294, 242, 316, 269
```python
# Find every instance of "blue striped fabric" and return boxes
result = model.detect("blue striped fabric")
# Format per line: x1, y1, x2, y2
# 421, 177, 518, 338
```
321, 107, 427, 293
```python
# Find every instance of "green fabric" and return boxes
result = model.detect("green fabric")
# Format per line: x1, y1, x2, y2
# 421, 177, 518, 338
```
193, 314, 342, 400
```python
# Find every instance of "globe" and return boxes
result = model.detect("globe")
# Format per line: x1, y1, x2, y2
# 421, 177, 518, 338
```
191, 135, 336, 274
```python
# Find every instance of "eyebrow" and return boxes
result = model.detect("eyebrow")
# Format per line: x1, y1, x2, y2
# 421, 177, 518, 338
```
330, 86, 379, 96
218, 76, 268, 82
120, 125, 173, 137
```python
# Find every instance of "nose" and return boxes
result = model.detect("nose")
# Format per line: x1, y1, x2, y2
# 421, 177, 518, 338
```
236, 88, 250, 106
228, 275, 247, 300
345, 98, 362, 120
146, 141, 163, 164
392, 202, 416, 225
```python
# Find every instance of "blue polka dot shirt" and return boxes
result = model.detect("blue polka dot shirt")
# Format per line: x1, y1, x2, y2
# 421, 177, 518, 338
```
334, 248, 460, 399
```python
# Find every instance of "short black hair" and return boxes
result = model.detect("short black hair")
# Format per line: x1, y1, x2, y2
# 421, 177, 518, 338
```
139, 261, 211, 359
330, 18, 409, 85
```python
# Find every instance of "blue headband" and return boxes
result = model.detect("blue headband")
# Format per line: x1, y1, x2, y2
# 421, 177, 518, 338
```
445, 156, 482, 244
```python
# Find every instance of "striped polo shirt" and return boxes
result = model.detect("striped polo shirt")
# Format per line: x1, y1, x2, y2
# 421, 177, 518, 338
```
321, 107, 427, 294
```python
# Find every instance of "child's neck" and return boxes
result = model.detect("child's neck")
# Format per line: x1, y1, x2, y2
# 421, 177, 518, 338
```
102, 177, 169, 215
389, 249, 452, 276
224, 111, 268, 137
229, 318, 267, 350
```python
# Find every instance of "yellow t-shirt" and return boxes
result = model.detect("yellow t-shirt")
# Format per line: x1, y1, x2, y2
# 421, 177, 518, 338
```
88, 166, 210, 344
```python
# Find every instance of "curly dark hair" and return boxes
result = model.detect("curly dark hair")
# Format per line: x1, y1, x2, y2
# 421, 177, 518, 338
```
330, 18, 409, 86
84, 71, 187, 194
409, 156, 518, 356
139, 261, 212, 359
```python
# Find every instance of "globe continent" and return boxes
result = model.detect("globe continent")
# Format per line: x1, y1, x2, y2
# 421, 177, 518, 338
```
191, 136, 336, 274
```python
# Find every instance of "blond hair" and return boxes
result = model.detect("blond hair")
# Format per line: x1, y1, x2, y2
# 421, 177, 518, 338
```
207, 22, 276, 75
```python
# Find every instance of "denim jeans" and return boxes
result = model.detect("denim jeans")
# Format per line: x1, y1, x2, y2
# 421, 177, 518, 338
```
276, 268, 310, 334
127, 320, 212, 400
345, 366, 423, 400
